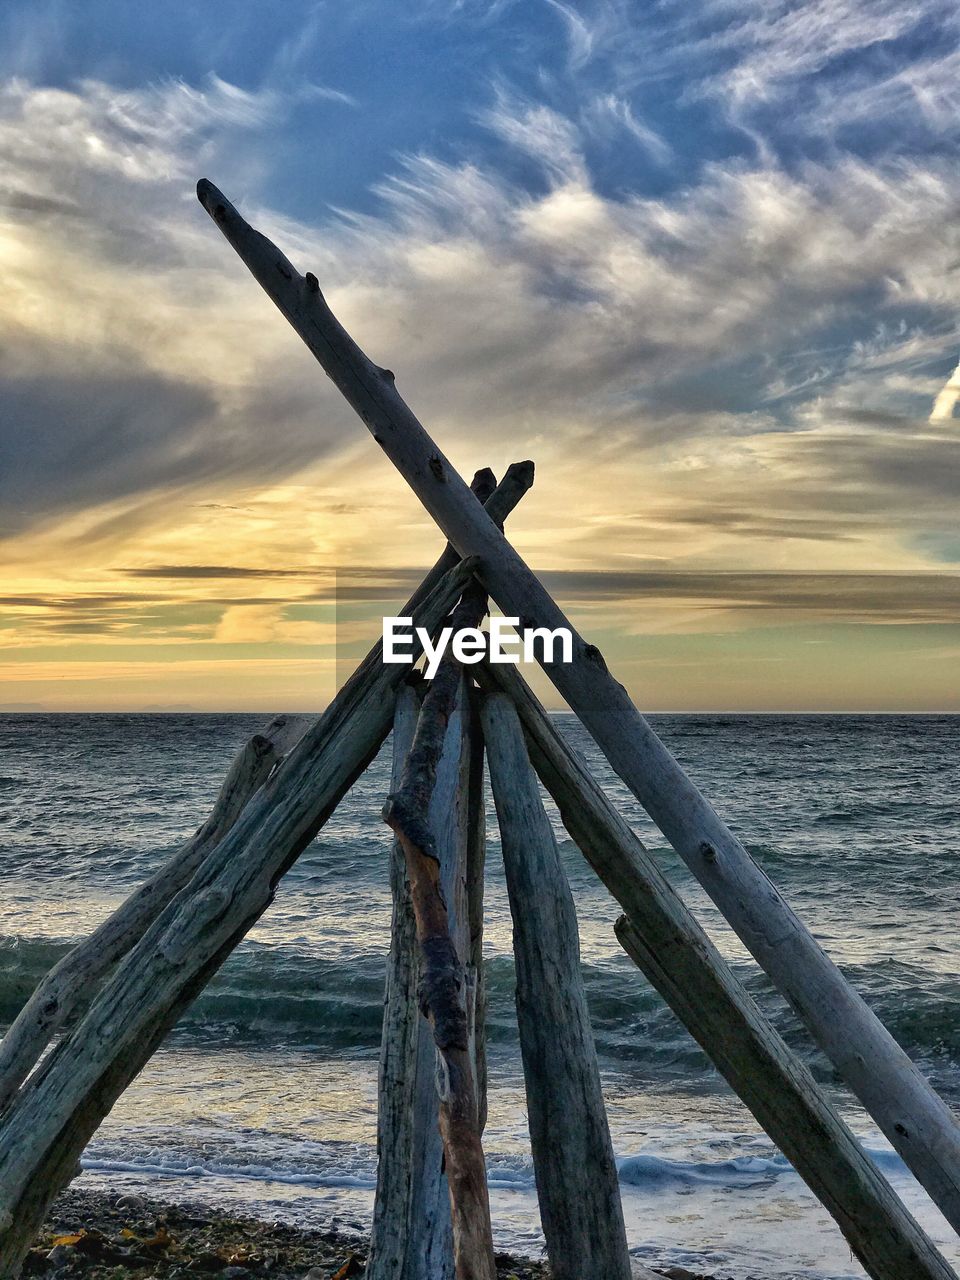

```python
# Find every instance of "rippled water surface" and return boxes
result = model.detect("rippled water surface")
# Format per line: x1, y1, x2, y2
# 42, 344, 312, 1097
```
1, 713, 959, 1277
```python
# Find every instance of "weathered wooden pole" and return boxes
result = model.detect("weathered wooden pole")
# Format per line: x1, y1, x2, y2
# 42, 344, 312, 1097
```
383, 583, 496, 1280
196, 178, 960, 1235
0, 714, 307, 1114
479, 659, 957, 1280
0, 558, 479, 1275
370, 668, 481, 1280
482, 692, 632, 1280
464, 682, 487, 1135
369, 682, 454, 1279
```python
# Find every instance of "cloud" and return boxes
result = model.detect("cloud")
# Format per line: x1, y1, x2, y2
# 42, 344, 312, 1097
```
2, 45, 960, 682
4, 62, 958, 567
0, 366, 217, 534
478, 88, 588, 184
930, 357, 960, 422
0, 75, 357, 542
584, 93, 671, 163
212, 602, 334, 644
542, 568, 960, 626
542, 0, 597, 72
537, 0, 646, 90
0, 6, 958, 708
692, 1, 936, 103
124, 564, 323, 579
802, 46, 960, 142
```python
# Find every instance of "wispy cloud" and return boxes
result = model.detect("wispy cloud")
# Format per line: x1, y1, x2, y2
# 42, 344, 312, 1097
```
542, 0, 598, 72
692, 0, 936, 104
478, 87, 588, 183
581, 92, 671, 163
0, 75, 357, 542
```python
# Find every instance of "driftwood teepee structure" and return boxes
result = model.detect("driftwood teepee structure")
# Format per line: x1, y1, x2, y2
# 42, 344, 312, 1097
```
1, 180, 960, 1280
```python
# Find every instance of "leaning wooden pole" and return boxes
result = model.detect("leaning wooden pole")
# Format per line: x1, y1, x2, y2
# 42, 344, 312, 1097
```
482, 692, 631, 1280
197, 178, 960, 1235
478, 658, 957, 1280
0, 714, 307, 1114
383, 586, 496, 1280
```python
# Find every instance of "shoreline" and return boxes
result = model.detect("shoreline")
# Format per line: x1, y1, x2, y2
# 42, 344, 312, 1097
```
28, 1188, 710, 1280
32, 1188, 558, 1280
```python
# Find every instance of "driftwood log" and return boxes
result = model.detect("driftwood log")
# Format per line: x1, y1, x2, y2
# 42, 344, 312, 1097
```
478, 659, 956, 1280
370, 669, 482, 1280
383, 583, 496, 1280
464, 681, 487, 1135
0, 714, 308, 1115
482, 692, 631, 1280
426, 668, 483, 1165
196, 178, 960, 1237
0, 557, 478, 1275
369, 683, 454, 1279
371, 468, 503, 1278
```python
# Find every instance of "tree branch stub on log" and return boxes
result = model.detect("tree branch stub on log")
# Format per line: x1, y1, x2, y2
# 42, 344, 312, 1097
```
196, 178, 960, 1236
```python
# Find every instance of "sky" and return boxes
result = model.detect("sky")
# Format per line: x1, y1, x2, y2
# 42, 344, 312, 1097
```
1, 0, 959, 712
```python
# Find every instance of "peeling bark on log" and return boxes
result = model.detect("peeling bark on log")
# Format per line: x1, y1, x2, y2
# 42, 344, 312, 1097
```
465, 682, 487, 1134
370, 668, 479, 1280
478, 659, 957, 1280
423, 669, 478, 1273
369, 683, 453, 1280
369, 466, 504, 1277
0, 715, 308, 1115
196, 179, 960, 1239
0, 558, 476, 1277
482, 693, 631, 1280
383, 593, 495, 1280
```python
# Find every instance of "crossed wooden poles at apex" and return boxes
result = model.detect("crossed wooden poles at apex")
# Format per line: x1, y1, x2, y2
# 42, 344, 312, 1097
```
0, 184, 959, 1280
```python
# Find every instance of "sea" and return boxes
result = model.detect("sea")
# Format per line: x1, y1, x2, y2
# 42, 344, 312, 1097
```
1, 712, 959, 1278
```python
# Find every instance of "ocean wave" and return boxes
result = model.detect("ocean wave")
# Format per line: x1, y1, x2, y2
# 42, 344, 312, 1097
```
78, 1145, 772, 1197
81, 1137, 907, 1199
617, 1151, 789, 1188
3, 934, 960, 1085
81, 1155, 379, 1191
